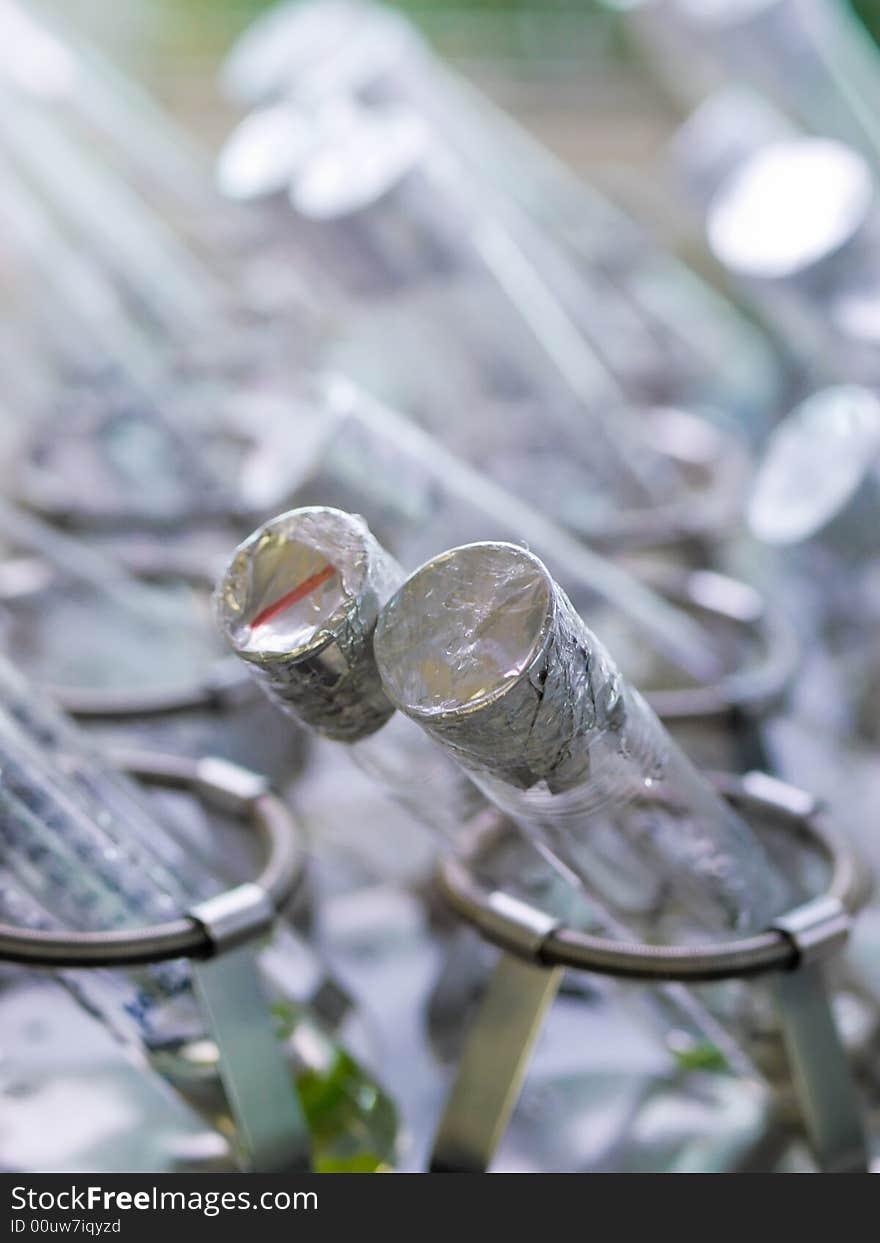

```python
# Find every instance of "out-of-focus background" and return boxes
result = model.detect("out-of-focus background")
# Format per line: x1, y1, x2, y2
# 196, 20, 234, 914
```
41, 1, 734, 216
53, 0, 880, 307
3, 0, 880, 1179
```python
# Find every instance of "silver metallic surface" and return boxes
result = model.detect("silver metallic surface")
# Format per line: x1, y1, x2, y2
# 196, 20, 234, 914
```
748, 385, 880, 545
429, 955, 563, 1173
191, 882, 276, 955
215, 505, 404, 740
189, 878, 310, 1173
771, 894, 851, 966
707, 139, 873, 280
375, 541, 623, 792
770, 964, 869, 1173
192, 945, 310, 1173
436, 775, 868, 1173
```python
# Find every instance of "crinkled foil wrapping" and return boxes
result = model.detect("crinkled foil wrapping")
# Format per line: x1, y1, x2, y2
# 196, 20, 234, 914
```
374, 542, 640, 793
214, 506, 404, 741
374, 542, 789, 933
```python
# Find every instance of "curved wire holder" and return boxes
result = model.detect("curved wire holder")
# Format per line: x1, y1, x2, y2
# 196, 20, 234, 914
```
0, 538, 257, 720
51, 552, 257, 720
637, 565, 798, 773
0, 749, 311, 1173
430, 772, 869, 1174
584, 412, 751, 555
52, 656, 256, 720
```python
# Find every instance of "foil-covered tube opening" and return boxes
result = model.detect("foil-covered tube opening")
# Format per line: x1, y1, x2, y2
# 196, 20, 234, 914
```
373, 541, 627, 795
748, 385, 880, 548
375, 541, 792, 934
706, 137, 874, 284
214, 505, 404, 741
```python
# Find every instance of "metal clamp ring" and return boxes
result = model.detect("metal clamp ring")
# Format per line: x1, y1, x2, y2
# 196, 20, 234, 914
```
586, 410, 749, 551
52, 658, 255, 720
640, 567, 799, 722
55, 549, 254, 719
438, 772, 865, 983
0, 750, 306, 969
0, 541, 256, 719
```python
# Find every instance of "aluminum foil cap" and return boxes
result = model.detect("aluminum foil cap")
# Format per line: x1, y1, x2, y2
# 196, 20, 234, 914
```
290, 102, 427, 220
374, 541, 627, 791
216, 101, 313, 201
748, 385, 880, 544
214, 506, 403, 740
707, 139, 873, 279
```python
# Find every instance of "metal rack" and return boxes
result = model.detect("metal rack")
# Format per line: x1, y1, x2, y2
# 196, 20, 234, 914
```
0, 749, 311, 1173
431, 773, 869, 1174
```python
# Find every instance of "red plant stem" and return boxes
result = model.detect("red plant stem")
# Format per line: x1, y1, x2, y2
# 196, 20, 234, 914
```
249, 563, 337, 629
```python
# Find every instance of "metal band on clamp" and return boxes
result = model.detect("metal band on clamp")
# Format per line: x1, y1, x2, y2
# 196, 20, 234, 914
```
432, 773, 869, 1174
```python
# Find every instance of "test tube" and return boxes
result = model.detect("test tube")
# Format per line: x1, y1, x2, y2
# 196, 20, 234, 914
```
374, 541, 797, 939
0, 46, 299, 391
627, 0, 880, 170
0, 0, 211, 206
213, 508, 774, 1079
0, 82, 221, 337
213, 504, 738, 910
0, 700, 202, 1051
671, 86, 797, 212
220, 0, 781, 424
224, 97, 626, 445
0, 660, 398, 1170
215, 505, 403, 741
747, 385, 880, 705
223, 95, 748, 543
0, 654, 221, 896
214, 504, 486, 848
679, 108, 880, 387
0, 169, 302, 538
749, 385, 880, 552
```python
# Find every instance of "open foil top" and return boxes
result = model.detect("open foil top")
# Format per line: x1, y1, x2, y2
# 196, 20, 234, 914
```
215, 505, 403, 740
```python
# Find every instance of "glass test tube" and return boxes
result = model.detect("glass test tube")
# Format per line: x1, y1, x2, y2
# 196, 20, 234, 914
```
226, 98, 756, 549
213, 505, 767, 1076
748, 385, 880, 739
220, 0, 780, 425
374, 541, 798, 939
674, 92, 880, 386
214, 504, 479, 843
628, 0, 880, 169
0, 660, 397, 1171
